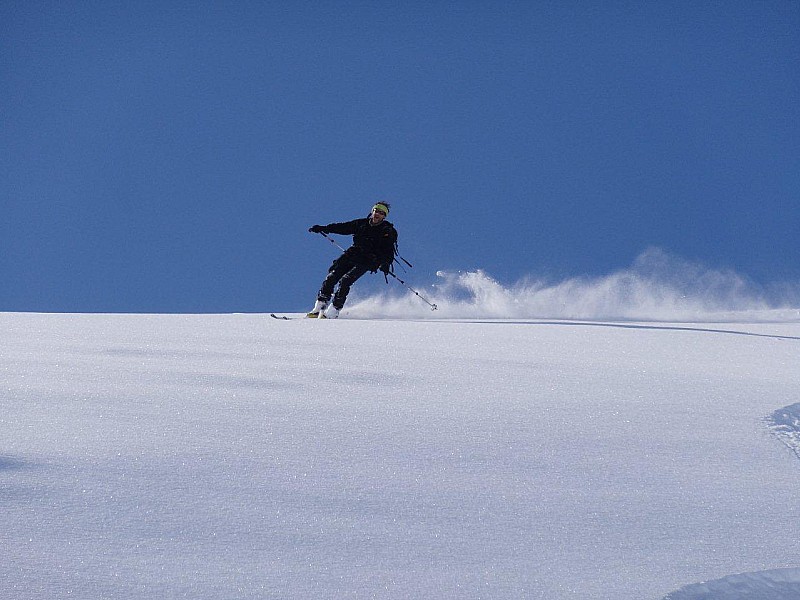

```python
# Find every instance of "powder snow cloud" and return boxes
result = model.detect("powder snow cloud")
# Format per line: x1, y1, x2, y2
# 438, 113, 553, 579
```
349, 248, 800, 322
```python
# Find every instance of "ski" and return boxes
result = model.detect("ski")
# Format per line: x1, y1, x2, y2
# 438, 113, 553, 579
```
270, 313, 339, 320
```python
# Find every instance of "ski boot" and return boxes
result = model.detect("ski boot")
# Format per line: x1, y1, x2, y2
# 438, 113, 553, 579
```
306, 300, 327, 318
320, 305, 340, 319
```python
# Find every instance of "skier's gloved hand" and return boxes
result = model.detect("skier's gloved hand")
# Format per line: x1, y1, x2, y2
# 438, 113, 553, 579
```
365, 254, 379, 272
380, 263, 391, 274
309, 225, 327, 234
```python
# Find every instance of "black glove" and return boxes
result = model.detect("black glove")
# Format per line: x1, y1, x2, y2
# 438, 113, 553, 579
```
309, 225, 327, 234
380, 263, 391, 274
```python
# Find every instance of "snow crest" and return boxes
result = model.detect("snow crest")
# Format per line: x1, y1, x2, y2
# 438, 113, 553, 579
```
662, 568, 800, 599
767, 403, 800, 460
349, 248, 800, 322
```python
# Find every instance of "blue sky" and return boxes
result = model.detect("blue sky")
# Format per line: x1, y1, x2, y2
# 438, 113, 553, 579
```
2, 1, 798, 313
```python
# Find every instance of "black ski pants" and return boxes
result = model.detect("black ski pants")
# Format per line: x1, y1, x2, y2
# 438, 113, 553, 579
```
317, 256, 371, 309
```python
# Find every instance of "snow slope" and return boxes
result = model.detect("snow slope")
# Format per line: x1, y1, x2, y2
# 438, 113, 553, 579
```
2, 310, 799, 599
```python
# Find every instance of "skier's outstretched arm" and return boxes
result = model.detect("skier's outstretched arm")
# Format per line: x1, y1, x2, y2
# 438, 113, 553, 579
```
308, 219, 360, 236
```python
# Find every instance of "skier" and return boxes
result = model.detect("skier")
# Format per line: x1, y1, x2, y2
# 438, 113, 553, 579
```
307, 202, 397, 318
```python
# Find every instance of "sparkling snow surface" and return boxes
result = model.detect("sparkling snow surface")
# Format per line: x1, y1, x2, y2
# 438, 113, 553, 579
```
2, 311, 799, 599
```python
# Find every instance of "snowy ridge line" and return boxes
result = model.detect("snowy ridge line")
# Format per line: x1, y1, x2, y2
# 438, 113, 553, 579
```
766, 403, 800, 460
661, 567, 800, 599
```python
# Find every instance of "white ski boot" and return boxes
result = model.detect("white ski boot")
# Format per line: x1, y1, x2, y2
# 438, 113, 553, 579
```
321, 305, 340, 319
306, 300, 327, 318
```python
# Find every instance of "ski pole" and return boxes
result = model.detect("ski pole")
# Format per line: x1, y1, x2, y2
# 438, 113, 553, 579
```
387, 272, 438, 311
315, 232, 437, 311
319, 231, 347, 253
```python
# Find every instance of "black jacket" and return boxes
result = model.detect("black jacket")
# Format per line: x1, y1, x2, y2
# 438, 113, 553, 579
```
324, 217, 397, 269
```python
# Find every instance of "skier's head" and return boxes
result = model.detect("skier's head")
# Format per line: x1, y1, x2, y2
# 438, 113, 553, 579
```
370, 202, 390, 225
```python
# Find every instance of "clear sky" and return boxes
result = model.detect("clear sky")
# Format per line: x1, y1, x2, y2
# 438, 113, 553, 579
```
2, 1, 798, 313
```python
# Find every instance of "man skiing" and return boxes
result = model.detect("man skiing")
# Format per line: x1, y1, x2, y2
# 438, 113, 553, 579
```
307, 202, 397, 318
